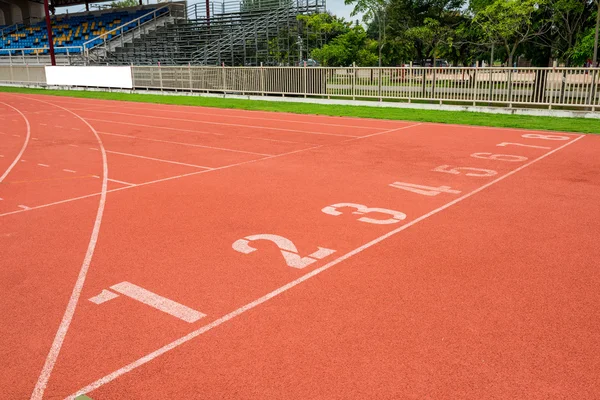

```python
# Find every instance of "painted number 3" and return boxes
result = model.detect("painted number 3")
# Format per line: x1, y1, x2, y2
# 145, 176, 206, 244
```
321, 203, 407, 225
232, 234, 336, 269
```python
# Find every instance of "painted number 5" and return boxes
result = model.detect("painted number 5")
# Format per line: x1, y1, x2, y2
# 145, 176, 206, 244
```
232, 234, 336, 269
321, 203, 406, 225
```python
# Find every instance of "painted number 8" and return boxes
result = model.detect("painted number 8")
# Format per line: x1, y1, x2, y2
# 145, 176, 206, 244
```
522, 133, 569, 141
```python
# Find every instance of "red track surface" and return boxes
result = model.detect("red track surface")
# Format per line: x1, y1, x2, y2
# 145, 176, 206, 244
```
1, 93, 599, 400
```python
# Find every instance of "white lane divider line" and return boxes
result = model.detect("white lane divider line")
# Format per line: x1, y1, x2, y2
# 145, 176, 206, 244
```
20, 160, 26, 162
32, 137, 39, 140
40, 123, 47, 126
91, 175, 100, 178
95, 130, 273, 157
103, 149, 213, 170
107, 178, 135, 186
68, 144, 79, 148
18, 205, 30, 210
25, 96, 109, 400
88, 290, 119, 305
37, 163, 49, 167
68, 134, 585, 399
88, 281, 205, 323
63, 169, 77, 173
12, 134, 20, 137
0, 103, 31, 184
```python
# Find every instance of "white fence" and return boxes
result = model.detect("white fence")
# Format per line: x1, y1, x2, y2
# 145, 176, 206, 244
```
1, 65, 600, 112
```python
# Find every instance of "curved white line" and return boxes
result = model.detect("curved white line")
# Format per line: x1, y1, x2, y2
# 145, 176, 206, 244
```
20, 97, 109, 400
0, 103, 31, 183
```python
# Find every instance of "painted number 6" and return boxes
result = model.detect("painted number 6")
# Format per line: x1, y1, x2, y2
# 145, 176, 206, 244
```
232, 234, 336, 269
321, 203, 406, 225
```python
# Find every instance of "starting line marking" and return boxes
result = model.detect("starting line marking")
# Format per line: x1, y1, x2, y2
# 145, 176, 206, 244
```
69, 134, 585, 399
89, 281, 206, 323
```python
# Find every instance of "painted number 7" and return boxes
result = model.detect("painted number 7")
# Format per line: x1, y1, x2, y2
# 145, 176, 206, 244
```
232, 234, 336, 269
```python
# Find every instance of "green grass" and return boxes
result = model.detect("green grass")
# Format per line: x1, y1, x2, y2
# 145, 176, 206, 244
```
1, 86, 598, 134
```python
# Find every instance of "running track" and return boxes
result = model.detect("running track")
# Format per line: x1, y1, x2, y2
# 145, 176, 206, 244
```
1, 93, 599, 399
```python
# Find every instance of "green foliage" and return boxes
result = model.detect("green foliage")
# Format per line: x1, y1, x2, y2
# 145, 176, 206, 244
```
109, 0, 138, 9
473, 0, 550, 65
311, 25, 373, 66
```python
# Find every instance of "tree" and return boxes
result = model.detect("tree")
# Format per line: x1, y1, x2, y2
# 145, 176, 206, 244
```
311, 24, 375, 66
473, 0, 551, 66
345, 0, 389, 66
110, 0, 138, 8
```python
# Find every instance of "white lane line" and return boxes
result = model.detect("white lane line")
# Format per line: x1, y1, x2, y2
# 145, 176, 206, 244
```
0, 144, 324, 218
89, 147, 98, 151
63, 169, 77, 173
18, 205, 30, 210
88, 289, 119, 305
68, 144, 79, 147
109, 282, 206, 323
12, 134, 20, 137
0, 103, 31, 184
81, 112, 361, 138
100, 147, 214, 169
91, 175, 100, 178
40, 123, 47, 126
64, 107, 386, 130
99, 131, 275, 157
28, 99, 109, 400
89, 123, 275, 156
353, 123, 423, 140
0, 197, 3, 200
21, 160, 26, 162
68, 135, 585, 399
107, 177, 135, 186
37, 163, 49, 167
32, 137, 39, 140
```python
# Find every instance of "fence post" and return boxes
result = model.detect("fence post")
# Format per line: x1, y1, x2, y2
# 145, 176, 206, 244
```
188, 63, 193, 92
590, 68, 598, 111
507, 67, 513, 108
260, 62, 265, 96
222, 62, 226, 92
21, 49, 25, 65
26, 63, 30, 83
352, 62, 356, 100
378, 67, 382, 101
473, 62, 478, 106
304, 61, 307, 98
158, 61, 163, 91
488, 65, 493, 106
408, 61, 412, 103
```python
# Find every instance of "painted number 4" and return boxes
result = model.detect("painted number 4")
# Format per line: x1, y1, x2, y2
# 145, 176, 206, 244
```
232, 234, 336, 269
389, 182, 461, 197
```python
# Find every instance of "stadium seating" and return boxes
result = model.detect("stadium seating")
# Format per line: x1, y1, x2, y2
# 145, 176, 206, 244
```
0, 7, 166, 55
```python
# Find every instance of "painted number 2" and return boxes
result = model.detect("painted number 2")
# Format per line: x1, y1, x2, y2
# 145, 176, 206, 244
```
232, 234, 336, 269
321, 203, 406, 224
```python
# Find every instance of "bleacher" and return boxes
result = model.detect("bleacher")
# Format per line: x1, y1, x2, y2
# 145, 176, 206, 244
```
0, 7, 166, 55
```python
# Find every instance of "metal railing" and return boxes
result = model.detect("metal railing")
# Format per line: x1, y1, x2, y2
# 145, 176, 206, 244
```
83, 3, 185, 60
0, 47, 84, 65
0, 23, 22, 39
1, 65, 598, 112
131, 65, 600, 110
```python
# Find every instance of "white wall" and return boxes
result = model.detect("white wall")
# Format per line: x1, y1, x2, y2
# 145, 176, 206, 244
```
45, 66, 133, 88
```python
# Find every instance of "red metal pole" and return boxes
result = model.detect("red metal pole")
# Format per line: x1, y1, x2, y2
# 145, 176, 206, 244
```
43, 0, 56, 66
206, 0, 210, 29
